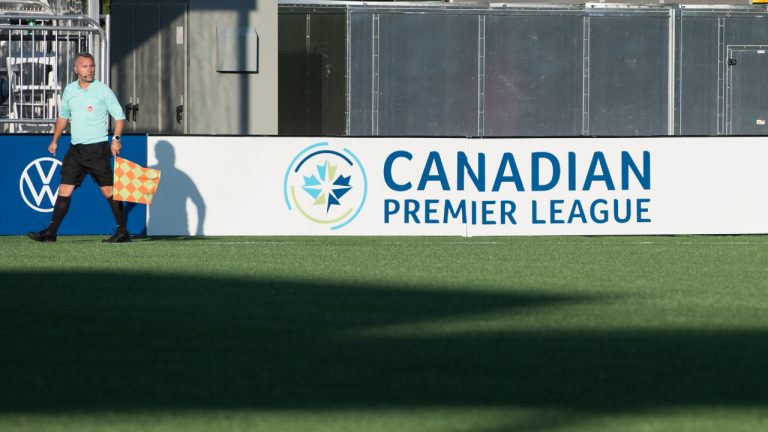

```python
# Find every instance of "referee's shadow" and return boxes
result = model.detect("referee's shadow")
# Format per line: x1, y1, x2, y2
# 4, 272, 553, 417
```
146, 140, 206, 236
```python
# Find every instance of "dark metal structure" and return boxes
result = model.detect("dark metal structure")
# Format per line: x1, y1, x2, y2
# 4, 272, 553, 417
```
279, 1, 768, 137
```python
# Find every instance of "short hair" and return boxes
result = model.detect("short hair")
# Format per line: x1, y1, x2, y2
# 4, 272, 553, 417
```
75, 52, 94, 62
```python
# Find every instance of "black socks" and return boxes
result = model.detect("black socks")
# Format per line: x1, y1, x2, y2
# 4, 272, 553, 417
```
106, 196, 128, 234
48, 195, 71, 234
46, 196, 128, 235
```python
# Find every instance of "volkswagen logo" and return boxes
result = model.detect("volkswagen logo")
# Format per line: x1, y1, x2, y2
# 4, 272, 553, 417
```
20, 157, 61, 213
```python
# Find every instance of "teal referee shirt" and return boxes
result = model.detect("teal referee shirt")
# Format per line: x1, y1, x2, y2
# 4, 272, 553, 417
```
59, 80, 126, 145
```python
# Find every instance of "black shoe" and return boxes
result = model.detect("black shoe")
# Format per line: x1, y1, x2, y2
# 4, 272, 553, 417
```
27, 229, 57, 242
102, 232, 131, 243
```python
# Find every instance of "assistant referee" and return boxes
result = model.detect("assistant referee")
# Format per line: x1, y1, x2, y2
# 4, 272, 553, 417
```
27, 52, 128, 243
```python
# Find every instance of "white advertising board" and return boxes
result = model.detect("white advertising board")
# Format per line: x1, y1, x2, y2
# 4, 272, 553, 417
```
147, 136, 768, 236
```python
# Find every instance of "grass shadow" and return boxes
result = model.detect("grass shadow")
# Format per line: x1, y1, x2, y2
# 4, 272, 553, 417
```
1, 270, 766, 417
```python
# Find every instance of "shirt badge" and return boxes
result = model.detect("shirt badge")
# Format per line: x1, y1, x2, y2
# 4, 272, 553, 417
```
87, 105, 94, 112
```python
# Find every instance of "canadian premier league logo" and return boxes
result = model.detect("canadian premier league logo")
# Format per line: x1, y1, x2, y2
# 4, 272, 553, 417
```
284, 142, 367, 230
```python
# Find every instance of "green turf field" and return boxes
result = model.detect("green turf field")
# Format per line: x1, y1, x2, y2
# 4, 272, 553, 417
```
1, 235, 767, 432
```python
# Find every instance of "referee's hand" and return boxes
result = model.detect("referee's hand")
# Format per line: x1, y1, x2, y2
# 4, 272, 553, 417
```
111, 140, 121, 157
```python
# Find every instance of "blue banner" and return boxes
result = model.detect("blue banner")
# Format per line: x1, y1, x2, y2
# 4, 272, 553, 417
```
1, 134, 148, 235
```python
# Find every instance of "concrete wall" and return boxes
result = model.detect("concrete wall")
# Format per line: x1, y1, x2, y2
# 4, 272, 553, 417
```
189, 0, 278, 134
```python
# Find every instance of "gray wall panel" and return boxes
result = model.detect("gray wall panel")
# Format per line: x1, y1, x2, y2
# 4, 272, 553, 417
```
112, 1, 187, 134
110, 4, 135, 132
679, 17, 719, 135
588, 16, 669, 136
728, 48, 768, 135
160, 5, 187, 134
348, 14, 373, 136
278, 13, 346, 135
725, 17, 768, 45
308, 14, 347, 135
133, 5, 160, 133
189, 0, 277, 135
376, 13, 478, 136
279, 14, 312, 134
484, 14, 583, 136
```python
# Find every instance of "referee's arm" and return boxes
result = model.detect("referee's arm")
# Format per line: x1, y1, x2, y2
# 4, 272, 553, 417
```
49, 117, 69, 156
51, 86, 71, 156
105, 89, 126, 157
111, 119, 125, 157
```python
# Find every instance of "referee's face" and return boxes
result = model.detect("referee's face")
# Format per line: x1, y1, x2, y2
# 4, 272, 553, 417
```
74, 56, 95, 84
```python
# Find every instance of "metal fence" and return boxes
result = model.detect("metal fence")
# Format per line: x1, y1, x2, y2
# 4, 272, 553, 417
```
0, 13, 104, 132
0, 1, 83, 15
280, 2, 768, 137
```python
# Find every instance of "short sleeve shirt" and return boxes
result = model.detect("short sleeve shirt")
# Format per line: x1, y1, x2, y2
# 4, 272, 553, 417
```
59, 80, 126, 145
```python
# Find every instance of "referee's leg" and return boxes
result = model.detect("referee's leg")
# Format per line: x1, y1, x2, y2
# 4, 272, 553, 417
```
90, 143, 130, 242
26, 184, 75, 242
101, 185, 130, 242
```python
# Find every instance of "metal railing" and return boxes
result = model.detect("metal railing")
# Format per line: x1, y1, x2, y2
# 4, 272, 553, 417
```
0, 13, 104, 132
0, 1, 84, 16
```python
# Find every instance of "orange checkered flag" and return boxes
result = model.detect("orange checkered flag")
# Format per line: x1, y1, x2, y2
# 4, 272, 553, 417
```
113, 157, 162, 204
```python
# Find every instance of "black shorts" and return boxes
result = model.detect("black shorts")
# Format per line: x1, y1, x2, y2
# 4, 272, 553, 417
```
60, 142, 113, 187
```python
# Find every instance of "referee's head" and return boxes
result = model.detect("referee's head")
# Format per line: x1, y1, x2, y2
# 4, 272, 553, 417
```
74, 52, 95, 84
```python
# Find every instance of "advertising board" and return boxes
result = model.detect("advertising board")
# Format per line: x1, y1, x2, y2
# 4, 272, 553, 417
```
147, 136, 768, 236
1, 135, 148, 235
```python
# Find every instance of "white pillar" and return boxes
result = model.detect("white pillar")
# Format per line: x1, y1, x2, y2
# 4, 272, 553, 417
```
87, 0, 102, 81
